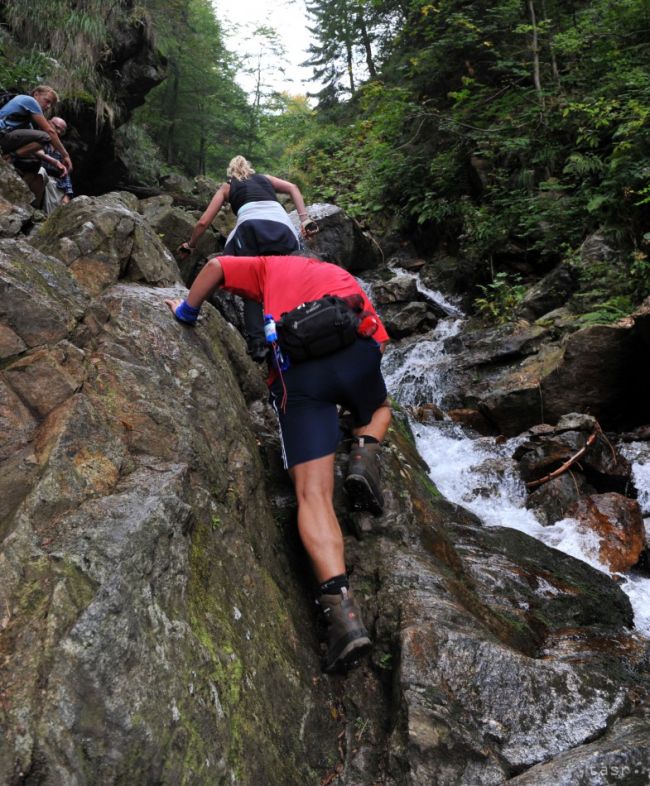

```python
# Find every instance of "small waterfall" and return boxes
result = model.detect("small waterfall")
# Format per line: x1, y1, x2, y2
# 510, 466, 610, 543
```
383, 319, 462, 405
388, 262, 464, 318
369, 272, 650, 636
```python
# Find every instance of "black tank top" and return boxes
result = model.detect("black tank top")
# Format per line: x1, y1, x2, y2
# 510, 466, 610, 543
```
228, 174, 278, 215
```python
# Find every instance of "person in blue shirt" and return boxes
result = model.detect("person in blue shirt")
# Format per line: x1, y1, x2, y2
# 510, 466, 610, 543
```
0, 86, 72, 174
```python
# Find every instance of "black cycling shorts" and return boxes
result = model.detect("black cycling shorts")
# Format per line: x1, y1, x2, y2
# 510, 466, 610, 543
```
224, 219, 299, 256
269, 338, 387, 469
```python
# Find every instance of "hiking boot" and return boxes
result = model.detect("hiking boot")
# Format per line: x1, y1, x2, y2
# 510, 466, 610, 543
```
344, 440, 384, 515
319, 588, 371, 673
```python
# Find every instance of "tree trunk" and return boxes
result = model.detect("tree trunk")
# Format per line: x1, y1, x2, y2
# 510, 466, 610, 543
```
540, 0, 561, 87
340, 1, 355, 94
527, 0, 545, 109
197, 104, 206, 175
357, 10, 376, 78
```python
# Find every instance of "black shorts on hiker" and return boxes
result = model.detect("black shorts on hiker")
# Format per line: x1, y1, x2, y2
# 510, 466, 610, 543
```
224, 219, 299, 256
225, 219, 301, 347
0, 128, 50, 153
269, 338, 387, 469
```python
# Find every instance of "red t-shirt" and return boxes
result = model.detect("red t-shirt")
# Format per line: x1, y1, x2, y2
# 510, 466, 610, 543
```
219, 255, 389, 343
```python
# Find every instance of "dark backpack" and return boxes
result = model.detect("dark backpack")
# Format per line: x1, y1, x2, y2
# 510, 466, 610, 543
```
0, 91, 17, 109
277, 295, 361, 362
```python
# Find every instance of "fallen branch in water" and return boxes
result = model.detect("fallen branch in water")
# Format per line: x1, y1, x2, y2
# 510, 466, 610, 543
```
526, 428, 599, 490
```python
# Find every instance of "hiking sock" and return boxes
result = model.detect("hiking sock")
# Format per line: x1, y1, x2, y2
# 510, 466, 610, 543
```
174, 299, 200, 325
319, 574, 349, 596
353, 435, 379, 447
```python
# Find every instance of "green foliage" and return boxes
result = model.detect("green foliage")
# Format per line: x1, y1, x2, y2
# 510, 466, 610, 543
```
132, 0, 251, 178
473, 272, 527, 324
575, 297, 635, 326
630, 249, 650, 300
0, 48, 51, 92
0, 0, 124, 112
272, 0, 650, 317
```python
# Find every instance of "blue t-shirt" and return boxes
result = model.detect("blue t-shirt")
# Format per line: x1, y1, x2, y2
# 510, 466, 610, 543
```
0, 95, 42, 131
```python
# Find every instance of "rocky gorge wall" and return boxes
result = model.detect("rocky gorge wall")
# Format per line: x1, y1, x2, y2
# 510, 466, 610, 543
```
0, 3, 167, 195
1, 166, 650, 785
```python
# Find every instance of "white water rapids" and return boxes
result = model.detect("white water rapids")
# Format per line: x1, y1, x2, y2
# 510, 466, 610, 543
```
373, 267, 650, 636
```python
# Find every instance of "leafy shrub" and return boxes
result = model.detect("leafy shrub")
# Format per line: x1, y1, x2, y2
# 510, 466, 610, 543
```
0, 48, 51, 92
575, 296, 635, 325
473, 272, 527, 324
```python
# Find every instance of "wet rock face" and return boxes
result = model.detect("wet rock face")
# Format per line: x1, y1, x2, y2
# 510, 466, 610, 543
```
526, 473, 595, 525
514, 415, 631, 489
371, 275, 447, 338
381, 301, 440, 338
511, 413, 638, 531
2, 190, 650, 785
0, 205, 340, 784
508, 715, 650, 786
367, 425, 645, 785
568, 493, 646, 572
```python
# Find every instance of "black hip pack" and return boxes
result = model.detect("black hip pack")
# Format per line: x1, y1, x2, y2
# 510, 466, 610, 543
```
277, 295, 361, 362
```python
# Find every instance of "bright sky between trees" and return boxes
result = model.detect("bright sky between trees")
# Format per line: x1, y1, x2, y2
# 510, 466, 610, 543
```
213, 0, 316, 97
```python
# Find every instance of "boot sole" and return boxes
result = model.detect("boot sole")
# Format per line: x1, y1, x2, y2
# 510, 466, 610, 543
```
323, 635, 372, 673
344, 474, 384, 516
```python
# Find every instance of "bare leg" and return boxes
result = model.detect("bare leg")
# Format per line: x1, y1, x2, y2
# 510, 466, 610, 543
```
291, 453, 373, 671
346, 400, 392, 515
10, 141, 42, 158
290, 454, 345, 583
352, 400, 392, 442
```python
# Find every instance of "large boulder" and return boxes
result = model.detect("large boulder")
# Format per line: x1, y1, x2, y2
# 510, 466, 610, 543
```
138, 194, 224, 260
516, 262, 579, 322
514, 414, 631, 490
0, 276, 340, 784
526, 472, 595, 525
567, 493, 646, 572
438, 320, 649, 435
292, 203, 382, 271
509, 716, 650, 786
372, 274, 447, 338
0, 159, 34, 237
31, 192, 181, 296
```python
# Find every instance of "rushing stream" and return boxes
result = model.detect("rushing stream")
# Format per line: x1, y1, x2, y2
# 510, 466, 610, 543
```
374, 267, 650, 636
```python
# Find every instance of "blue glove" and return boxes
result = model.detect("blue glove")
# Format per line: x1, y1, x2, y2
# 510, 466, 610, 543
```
173, 299, 200, 325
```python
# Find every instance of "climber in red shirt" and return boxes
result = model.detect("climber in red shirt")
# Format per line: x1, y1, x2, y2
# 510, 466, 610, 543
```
165, 254, 392, 672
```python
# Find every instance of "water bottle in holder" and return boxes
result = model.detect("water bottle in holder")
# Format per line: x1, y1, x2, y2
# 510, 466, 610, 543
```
264, 314, 278, 343
264, 314, 290, 371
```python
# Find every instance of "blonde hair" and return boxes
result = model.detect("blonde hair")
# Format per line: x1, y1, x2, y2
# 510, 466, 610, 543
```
227, 155, 255, 181
33, 85, 59, 103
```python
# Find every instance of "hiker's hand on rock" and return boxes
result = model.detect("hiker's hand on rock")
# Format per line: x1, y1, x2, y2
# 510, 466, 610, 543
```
165, 298, 182, 315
